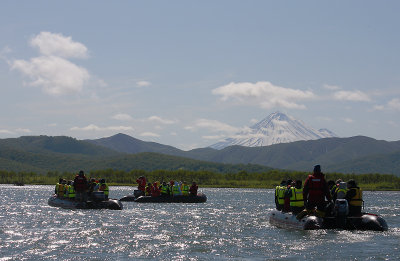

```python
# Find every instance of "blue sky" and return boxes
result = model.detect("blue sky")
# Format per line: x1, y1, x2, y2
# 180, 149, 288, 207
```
1, 1, 399, 150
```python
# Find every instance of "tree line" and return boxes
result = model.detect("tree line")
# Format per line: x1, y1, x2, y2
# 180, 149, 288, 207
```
1, 169, 399, 190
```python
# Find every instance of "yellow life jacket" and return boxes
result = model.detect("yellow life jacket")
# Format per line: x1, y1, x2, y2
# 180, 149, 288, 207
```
181, 184, 189, 196
160, 185, 169, 194
277, 186, 285, 205
68, 185, 75, 198
172, 185, 181, 196
99, 183, 109, 196
289, 187, 304, 207
349, 187, 363, 206
64, 185, 69, 198
57, 184, 65, 197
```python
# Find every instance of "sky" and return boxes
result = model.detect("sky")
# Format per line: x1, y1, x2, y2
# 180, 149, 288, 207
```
0, 1, 400, 150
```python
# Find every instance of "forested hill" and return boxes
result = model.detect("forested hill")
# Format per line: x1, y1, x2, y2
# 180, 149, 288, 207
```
0, 136, 272, 174
89, 134, 400, 175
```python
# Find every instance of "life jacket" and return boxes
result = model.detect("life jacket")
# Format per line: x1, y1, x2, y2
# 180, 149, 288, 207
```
305, 173, 326, 202
145, 185, 152, 196
74, 175, 87, 191
68, 185, 75, 198
172, 185, 181, 196
137, 178, 146, 191
348, 187, 363, 207
63, 185, 69, 198
57, 184, 65, 197
181, 184, 189, 196
289, 187, 304, 207
99, 183, 109, 196
276, 186, 285, 205
335, 182, 347, 199
151, 185, 160, 197
160, 185, 169, 195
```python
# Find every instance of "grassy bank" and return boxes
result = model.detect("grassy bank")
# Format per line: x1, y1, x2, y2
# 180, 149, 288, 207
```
2, 169, 399, 191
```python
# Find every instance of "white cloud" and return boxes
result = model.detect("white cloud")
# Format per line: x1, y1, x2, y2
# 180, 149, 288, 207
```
388, 98, 400, 110
333, 90, 370, 102
147, 116, 176, 124
212, 81, 315, 109
11, 32, 91, 96
188, 119, 240, 134
372, 105, 385, 111
12, 55, 90, 95
202, 135, 226, 140
112, 113, 133, 121
136, 81, 151, 87
30, 32, 88, 59
70, 124, 133, 131
140, 132, 160, 137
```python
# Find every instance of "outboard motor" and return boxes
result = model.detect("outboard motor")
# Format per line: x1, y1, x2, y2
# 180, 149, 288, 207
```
335, 199, 349, 228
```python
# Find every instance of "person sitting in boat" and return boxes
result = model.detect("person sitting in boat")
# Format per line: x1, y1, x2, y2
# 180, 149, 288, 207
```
172, 181, 182, 196
298, 165, 332, 219
136, 176, 147, 197
87, 178, 98, 199
333, 181, 347, 201
64, 180, 71, 198
274, 180, 286, 211
288, 180, 304, 215
55, 178, 62, 195
74, 170, 88, 202
283, 179, 293, 212
151, 182, 161, 197
57, 179, 66, 198
189, 182, 198, 196
99, 179, 109, 200
327, 180, 335, 198
160, 181, 170, 197
181, 181, 189, 196
145, 182, 152, 196
67, 181, 75, 200
345, 179, 363, 216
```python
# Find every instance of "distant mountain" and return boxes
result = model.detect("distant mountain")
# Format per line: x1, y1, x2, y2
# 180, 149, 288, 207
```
86, 133, 183, 155
87, 133, 400, 175
210, 112, 337, 149
0, 135, 272, 174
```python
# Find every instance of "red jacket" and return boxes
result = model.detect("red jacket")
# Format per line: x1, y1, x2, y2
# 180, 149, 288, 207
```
136, 177, 146, 191
303, 172, 331, 204
73, 175, 88, 192
151, 184, 161, 197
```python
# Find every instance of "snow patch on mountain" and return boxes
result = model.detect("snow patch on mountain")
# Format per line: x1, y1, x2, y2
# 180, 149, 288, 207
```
210, 112, 337, 149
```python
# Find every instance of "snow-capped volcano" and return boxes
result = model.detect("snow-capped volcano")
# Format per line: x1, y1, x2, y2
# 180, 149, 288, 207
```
210, 112, 337, 149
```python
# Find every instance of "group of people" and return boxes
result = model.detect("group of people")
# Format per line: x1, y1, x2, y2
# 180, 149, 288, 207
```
274, 165, 363, 219
136, 176, 198, 197
54, 170, 109, 202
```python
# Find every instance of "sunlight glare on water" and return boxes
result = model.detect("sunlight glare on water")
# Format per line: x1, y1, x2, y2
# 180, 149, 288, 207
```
0, 185, 399, 260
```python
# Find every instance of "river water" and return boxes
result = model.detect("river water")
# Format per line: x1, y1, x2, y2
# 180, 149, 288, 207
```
0, 185, 399, 260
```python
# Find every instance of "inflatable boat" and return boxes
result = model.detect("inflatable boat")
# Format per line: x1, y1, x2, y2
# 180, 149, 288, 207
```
120, 190, 207, 203
269, 210, 388, 231
48, 195, 123, 210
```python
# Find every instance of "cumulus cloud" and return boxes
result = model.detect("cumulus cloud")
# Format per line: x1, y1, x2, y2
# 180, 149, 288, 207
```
112, 113, 133, 121
323, 84, 342, 90
212, 81, 315, 109
333, 90, 370, 102
30, 32, 88, 58
147, 116, 176, 124
342, 118, 354, 123
11, 32, 91, 96
136, 81, 151, 87
16, 128, 31, 133
0, 129, 13, 134
12, 56, 90, 95
70, 124, 133, 131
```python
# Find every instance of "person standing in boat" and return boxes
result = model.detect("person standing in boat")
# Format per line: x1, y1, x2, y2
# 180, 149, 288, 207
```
136, 176, 147, 197
345, 179, 363, 216
189, 182, 198, 196
301, 165, 332, 218
74, 170, 88, 202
